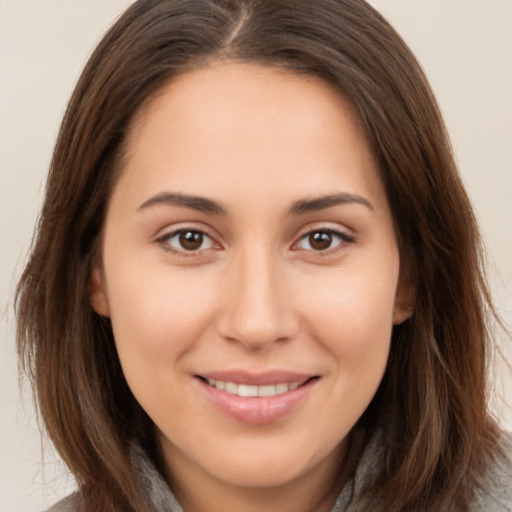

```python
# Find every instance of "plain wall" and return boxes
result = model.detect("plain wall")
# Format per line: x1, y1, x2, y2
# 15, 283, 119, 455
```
1, 1, 511, 510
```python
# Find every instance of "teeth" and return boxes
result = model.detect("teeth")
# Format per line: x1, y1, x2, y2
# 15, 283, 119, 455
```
258, 384, 277, 397
206, 379, 304, 397
224, 382, 238, 394
238, 384, 258, 397
275, 383, 288, 394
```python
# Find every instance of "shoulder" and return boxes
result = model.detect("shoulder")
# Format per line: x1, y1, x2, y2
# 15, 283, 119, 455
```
45, 492, 82, 512
474, 431, 512, 511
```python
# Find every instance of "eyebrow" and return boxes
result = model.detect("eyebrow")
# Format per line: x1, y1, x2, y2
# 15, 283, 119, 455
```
137, 191, 373, 216
287, 193, 374, 215
138, 192, 227, 215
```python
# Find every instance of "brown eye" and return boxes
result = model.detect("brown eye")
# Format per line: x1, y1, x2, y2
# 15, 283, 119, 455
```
296, 229, 353, 252
179, 231, 204, 251
159, 229, 215, 253
308, 231, 333, 250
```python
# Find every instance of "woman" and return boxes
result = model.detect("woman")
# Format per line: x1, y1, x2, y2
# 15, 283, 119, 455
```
16, 0, 511, 511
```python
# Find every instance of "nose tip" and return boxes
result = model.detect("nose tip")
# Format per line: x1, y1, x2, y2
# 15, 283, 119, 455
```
224, 317, 289, 351
215, 257, 298, 350
227, 303, 295, 351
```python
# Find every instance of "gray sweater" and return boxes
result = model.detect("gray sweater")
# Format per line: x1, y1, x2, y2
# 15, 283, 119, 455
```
47, 432, 512, 511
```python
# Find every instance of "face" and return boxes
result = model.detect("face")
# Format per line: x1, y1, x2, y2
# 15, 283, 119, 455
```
91, 62, 411, 501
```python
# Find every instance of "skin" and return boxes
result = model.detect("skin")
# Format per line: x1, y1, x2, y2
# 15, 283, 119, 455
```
91, 61, 412, 512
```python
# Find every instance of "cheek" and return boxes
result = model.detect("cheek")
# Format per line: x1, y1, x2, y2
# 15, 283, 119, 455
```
305, 269, 396, 337
105, 260, 220, 381
313, 274, 396, 422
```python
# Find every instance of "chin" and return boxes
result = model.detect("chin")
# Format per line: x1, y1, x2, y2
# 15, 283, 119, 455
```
210, 461, 307, 489
202, 440, 338, 490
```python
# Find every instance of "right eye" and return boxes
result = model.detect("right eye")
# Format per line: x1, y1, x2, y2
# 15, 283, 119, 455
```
157, 229, 216, 254
294, 228, 354, 253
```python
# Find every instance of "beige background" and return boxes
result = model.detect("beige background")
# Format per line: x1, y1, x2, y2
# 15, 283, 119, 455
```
1, 1, 511, 510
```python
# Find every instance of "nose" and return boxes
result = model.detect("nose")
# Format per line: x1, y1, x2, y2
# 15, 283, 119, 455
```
216, 248, 299, 350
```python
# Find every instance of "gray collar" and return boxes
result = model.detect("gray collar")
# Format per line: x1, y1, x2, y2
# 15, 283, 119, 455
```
131, 431, 385, 512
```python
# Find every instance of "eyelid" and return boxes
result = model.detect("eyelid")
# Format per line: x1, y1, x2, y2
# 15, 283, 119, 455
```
291, 223, 356, 254
152, 221, 355, 257
154, 223, 223, 256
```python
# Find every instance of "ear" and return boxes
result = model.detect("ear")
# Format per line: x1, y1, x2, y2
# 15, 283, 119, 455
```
393, 270, 415, 325
89, 265, 110, 317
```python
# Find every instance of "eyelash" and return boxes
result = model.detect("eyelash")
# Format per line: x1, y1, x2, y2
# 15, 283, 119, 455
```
156, 228, 219, 256
156, 226, 355, 257
294, 228, 355, 254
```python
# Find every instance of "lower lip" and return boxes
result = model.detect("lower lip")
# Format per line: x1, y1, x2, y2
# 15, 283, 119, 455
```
197, 377, 317, 425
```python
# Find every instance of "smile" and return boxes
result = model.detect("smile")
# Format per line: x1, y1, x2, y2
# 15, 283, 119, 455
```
197, 373, 319, 424
205, 378, 304, 397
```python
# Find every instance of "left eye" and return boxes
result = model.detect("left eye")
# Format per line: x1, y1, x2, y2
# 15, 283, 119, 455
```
296, 229, 351, 252
159, 230, 215, 252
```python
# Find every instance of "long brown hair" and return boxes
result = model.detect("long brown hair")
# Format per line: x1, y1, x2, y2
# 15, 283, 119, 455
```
16, 1, 504, 510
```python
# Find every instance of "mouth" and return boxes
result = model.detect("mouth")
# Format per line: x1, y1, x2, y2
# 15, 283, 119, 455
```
194, 370, 320, 424
199, 376, 316, 398
196, 373, 319, 424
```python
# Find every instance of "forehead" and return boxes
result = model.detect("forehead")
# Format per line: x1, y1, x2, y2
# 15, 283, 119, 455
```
139, 61, 356, 123
115, 61, 386, 214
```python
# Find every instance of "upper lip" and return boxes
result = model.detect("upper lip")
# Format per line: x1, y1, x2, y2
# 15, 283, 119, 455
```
196, 370, 317, 386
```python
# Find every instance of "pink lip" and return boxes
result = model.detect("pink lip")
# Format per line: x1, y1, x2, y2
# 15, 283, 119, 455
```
195, 371, 319, 425
198, 369, 314, 386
